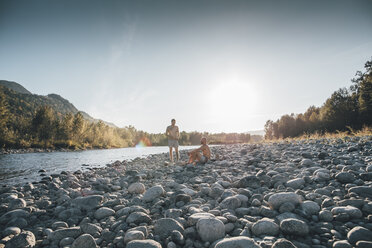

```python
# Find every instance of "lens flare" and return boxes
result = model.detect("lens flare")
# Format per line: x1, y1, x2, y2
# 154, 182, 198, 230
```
135, 137, 152, 148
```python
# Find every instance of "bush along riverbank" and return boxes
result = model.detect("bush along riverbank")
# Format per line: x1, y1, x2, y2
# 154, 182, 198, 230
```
1, 136, 372, 247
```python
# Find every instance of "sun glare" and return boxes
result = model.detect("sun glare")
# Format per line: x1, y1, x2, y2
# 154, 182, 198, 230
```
207, 81, 259, 125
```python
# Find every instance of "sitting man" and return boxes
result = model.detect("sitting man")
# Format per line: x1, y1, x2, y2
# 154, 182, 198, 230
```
188, 137, 211, 165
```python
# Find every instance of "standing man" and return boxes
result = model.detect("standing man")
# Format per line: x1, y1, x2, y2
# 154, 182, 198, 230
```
166, 119, 180, 163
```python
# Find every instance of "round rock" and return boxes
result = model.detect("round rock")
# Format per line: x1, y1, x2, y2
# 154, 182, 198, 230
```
187, 212, 215, 226
280, 218, 309, 236
72, 195, 104, 211
220, 196, 241, 210
332, 206, 363, 219
126, 212, 152, 224
272, 238, 297, 248
154, 218, 184, 239
251, 218, 279, 236
128, 183, 146, 194
301, 200, 320, 215
9, 198, 27, 210
142, 185, 165, 202
124, 230, 145, 243
268, 192, 301, 210
335, 172, 356, 183
48, 227, 81, 241
347, 226, 372, 245
126, 239, 162, 248
3, 227, 21, 236
5, 231, 35, 248
286, 178, 305, 189
319, 210, 333, 222
71, 234, 97, 248
214, 236, 260, 248
94, 207, 115, 220
333, 240, 352, 248
196, 218, 225, 242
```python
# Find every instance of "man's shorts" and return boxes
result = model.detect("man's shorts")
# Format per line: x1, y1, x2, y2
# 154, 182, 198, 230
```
168, 139, 179, 148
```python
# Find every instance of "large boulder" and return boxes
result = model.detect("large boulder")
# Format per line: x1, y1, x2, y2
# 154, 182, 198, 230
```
268, 192, 301, 210
154, 218, 184, 239
196, 218, 225, 242
214, 237, 260, 248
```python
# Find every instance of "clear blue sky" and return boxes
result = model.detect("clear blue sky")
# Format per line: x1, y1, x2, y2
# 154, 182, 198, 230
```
1, 0, 371, 133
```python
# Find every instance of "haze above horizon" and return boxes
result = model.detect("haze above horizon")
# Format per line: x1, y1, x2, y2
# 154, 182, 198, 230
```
1, 0, 371, 133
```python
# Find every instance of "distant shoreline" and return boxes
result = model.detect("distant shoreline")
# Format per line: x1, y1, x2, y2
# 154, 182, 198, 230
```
0, 143, 232, 155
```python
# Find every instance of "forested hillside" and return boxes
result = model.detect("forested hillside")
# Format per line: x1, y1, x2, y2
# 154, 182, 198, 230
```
0, 82, 252, 149
265, 59, 372, 139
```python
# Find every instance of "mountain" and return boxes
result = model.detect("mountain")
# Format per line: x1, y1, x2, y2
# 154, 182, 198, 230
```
0, 80, 115, 126
0, 80, 32, 94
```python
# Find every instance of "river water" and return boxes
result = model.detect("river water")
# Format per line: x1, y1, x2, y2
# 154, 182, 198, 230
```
0, 146, 197, 186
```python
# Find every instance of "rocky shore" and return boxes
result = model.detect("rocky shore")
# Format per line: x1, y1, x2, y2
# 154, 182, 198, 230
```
1, 137, 372, 248
0, 148, 73, 155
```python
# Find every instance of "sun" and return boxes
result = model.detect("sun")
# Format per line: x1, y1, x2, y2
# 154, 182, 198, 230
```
207, 81, 258, 124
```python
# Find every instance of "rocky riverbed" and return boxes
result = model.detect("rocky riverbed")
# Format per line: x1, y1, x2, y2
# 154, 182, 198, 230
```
1, 137, 372, 248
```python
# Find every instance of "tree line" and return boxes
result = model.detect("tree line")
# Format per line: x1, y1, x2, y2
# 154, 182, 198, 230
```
265, 59, 372, 140
0, 96, 251, 149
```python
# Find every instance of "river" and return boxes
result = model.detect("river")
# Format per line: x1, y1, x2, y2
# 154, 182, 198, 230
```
0, 146, 197, 186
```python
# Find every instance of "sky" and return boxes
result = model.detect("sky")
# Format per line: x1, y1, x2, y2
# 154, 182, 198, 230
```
0, 0, 371, 133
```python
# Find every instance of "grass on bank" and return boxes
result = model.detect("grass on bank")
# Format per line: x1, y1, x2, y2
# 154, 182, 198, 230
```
264, 126, 372, 143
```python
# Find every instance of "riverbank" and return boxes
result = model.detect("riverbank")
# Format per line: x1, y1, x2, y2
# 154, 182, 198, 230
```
0, 148, 71, 155
1, 137, 372, 247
